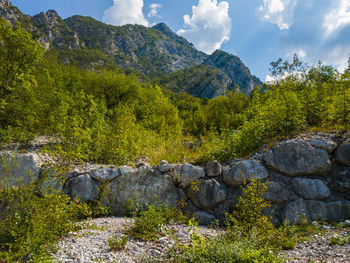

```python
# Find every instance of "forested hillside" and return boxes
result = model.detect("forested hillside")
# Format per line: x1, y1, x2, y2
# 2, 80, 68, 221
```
0, 16, 349, 165
0, 0, 261, 97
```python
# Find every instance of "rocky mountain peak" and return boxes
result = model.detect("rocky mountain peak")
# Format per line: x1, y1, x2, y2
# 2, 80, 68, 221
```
33, 9, 62, 26
152, 22, 187, 42
204, 50, 262, 94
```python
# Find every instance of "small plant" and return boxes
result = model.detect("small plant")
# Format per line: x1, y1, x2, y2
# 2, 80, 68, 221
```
127, 201, 187, 241
282, 238, 296, 250
108, 235, 128, 251
328, 234, 350, 246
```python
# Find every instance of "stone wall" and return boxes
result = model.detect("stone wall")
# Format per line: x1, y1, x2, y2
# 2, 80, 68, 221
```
1, 132, 350, 225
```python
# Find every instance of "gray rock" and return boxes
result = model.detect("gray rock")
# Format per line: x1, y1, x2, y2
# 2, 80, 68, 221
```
263, 139, 331, 176
223, 160, 268, 188
160, 160, 168, 165
63, 174, 99, 202
188, 179, 227, 209
327, 169, 350, 196
90, 168, 120, 183
263, 181, 297, 203
193, 211, 216, 225
205, 160, 222, 177
283, 199, 350, 223
292, 178, 331, 200
157, 164, 175, 173
103, 166, 180, 214
174, 163, 205, 188
0, 152, 41, 188
335, 143, 350, 167
306, 138, 337, 153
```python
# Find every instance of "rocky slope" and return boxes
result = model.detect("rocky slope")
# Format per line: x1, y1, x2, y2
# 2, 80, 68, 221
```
204, 50, 262, 94
0, 0, 262, 97
2, 132, 350, 226
156, 64, 232, 98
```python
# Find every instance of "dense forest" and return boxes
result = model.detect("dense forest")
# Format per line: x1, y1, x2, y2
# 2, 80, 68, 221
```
0, 18, 349, 165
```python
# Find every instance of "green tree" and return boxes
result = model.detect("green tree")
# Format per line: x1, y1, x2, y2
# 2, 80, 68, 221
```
0, 19, 44, 137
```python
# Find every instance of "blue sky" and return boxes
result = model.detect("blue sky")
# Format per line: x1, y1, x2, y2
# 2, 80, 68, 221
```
11, 0, 350, 81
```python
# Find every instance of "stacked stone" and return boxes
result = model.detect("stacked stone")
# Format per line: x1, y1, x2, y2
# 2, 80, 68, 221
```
2, 132, 350, 225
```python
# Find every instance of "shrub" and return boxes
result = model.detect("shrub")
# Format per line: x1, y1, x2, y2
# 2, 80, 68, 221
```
0, 184, 89, 262
127, 201, 186, 241
108, 235, 128, 251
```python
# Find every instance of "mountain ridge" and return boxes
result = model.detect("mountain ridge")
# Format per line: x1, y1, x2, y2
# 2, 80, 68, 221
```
0, 0, 262, 98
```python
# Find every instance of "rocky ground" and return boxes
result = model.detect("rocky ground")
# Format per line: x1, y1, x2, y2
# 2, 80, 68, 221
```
281, 226, 350, 263
53, 217, 222, 263
53, 217, 350, 263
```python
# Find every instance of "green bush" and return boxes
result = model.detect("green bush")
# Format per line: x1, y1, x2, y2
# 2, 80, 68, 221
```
127, 201, 186, 241
0, 184, 90, 262
108, 235, 128, 251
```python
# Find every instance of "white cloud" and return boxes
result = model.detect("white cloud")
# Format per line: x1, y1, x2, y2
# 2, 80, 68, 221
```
148, 3, 161, 18
103, 0, 149, 27
258, 0, 298, 30
323, 0, 350, 37
177, 0, 231, 54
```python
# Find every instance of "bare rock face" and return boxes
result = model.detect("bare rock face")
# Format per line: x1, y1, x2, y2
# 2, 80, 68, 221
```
63, 174, 99, 202
0, 152, 41, 187
103, 166, 180, 214
283, 199, 350, 223
263, 139, 331, 176
292, 178, 331, 200
335, 143, 350, 167
223, 160, 268, 188
188, 179, 227, 209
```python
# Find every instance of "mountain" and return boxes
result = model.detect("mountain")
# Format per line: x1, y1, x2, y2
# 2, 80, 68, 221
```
156, 64, 232, 99
204, 50, 262, 94
0, 0, 262, 98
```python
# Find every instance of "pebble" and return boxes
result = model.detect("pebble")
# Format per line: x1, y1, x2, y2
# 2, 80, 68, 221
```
53, 217, 221, 263
53, 217, 350, 263
280, 228, 350, 263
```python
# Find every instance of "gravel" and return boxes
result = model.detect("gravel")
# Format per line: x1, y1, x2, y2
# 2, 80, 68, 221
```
53, 217, 350, 263
280, 227, 350, 263
53, 217, 221, 263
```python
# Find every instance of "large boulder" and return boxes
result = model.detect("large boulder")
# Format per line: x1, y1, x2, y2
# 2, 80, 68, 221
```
223, 160, 268, 188
335, 143, 350, 167
263, 139, 331, 176
292, 178, 330, 200
173, 163, 205, 188
63, 173, 99, 202
283, 199, 350, 223
188, 179, 227, 209
263, 181, 297, 203
0, 152, 41, 187
103, 166, 180, 214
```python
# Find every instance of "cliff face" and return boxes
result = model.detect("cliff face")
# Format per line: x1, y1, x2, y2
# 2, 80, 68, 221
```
156, 64, 232, 99
204, 50, 262, 94
0, 0, 262, 98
